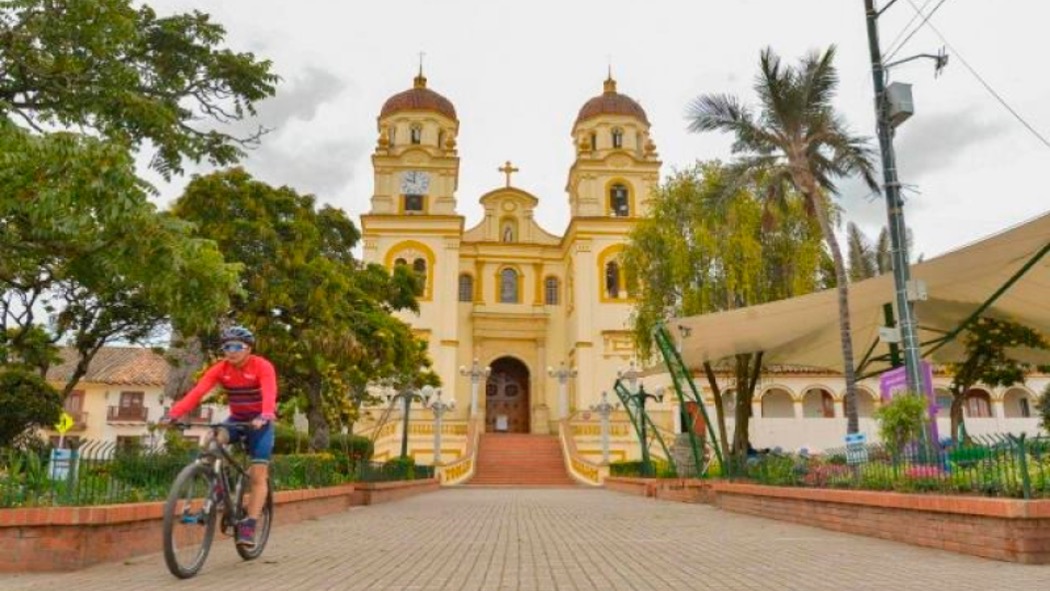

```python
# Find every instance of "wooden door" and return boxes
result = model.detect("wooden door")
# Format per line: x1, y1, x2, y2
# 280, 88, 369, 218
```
485, 358, 530, 433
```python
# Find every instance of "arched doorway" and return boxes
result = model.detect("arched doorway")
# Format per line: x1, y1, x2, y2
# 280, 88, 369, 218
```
485, 357, 530, 433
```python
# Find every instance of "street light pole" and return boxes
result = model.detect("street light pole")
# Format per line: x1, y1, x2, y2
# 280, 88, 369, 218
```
459, 359, 491, 418
617, 361, 663, 477
547, 362, 578, 420
864, 0, 925, 394
386, 385, 436, 460
590, 391, 619, 465
425, 389, 455, 465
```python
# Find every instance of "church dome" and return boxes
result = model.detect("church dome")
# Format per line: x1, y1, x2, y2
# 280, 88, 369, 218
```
575, 77, 649, 127
380, 73, 457, 121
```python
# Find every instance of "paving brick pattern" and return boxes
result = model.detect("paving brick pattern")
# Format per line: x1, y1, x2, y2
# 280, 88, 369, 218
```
2, 488, 1048, 590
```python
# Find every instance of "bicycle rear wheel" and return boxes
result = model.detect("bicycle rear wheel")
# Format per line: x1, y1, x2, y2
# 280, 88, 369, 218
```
163, 463, 218, 578
234, 474, 274, 560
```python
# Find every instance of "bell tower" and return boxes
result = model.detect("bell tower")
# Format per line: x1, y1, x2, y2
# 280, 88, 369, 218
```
368, 69, 461, 216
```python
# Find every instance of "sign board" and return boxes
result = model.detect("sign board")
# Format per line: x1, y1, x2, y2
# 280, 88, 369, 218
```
495, 415, 509, 432
844, 433, 868, 465
48, 448, 74, 481
55, 412, 74, 435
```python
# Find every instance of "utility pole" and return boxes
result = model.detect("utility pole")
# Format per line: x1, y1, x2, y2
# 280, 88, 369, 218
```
864, 0, 925, 395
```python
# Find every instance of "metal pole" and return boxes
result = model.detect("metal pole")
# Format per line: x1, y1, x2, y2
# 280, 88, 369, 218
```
400, 393, 411, 459
864, 0, 924, 394
638, 386, 652, 477
433, 410, 442, 465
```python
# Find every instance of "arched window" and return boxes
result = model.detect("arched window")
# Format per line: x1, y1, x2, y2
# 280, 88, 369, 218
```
437, 130, 445, 149
964, 389, 992, 418
589, 132, 597, 151
413, 258, 427, 286
611, 128, 623, 149
610, 184, 630, 217
500, 268, 519, 303
394, 257, 407, 267
410, 124, 422, 144
544, 277, 559, 305
388, 127, 397, 146
636, 132, 643, 156
605, 261, 621, 298
458, 274, 474, 302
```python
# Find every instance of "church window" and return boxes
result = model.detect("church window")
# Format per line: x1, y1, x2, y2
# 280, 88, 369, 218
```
636, 132, 643, 156
605, 261, 621, 298
589, 132, 597, 151
394, 258, 407, 267
438, 130, 445, 149
388, 127, 396, 146
610, 184, 630, 217
544, 277, 559, 305
611, 128, 623, 149
458, 274, 474, 302
410, 124, 422, 144
404, 194, 424, 213
499, 268, 519, 303
413, 258, 427, 285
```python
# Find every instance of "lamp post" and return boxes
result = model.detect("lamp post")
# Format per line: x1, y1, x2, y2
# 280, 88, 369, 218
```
385, 385, 436, 460
425, 389, 455, 465
618, 361, 664, 477
547, 362, 577, 420
459, 359, 491, 417
590, 391, 619, 465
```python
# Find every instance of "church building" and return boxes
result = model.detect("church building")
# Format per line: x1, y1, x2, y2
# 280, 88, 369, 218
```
360, 69, 659, 434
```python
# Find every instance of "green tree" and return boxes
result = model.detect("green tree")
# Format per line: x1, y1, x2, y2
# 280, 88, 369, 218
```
687, 46, 879, 434
946, 317, 1050, 444
0, 0, 277, 176
0, 121, 239, 398
172, 168, 432, 450
623, 161, 828, 467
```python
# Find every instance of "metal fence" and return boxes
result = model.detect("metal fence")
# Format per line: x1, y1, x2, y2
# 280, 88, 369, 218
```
0, 441, 433, 508
745, 433, 1050, 499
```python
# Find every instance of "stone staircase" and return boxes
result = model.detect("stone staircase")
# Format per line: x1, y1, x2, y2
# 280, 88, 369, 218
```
468, 433, 577, 486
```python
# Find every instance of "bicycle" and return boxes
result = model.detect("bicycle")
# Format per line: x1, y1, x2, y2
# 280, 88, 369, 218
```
161, 422, 274, 579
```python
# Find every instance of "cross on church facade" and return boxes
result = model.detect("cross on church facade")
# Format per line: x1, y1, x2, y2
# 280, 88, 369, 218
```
499, 161, 519, 187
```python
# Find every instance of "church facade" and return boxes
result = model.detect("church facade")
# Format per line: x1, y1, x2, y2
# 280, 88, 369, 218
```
360, 71, 658, 434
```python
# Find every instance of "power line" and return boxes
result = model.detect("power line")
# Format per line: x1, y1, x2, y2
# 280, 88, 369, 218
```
885, 0, 950, 61
883, 0, 934, 60
902, 0, 1050, 151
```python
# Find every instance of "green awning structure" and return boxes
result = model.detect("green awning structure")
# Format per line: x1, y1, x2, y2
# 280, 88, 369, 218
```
673, 211, 1050, 375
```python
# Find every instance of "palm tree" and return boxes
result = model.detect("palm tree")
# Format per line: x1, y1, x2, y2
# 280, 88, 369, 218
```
687, 46, 879, 433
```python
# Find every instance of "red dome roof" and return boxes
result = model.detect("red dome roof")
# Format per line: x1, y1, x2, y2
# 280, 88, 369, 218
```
380, 74, 457, 121
575, 77, 649, 126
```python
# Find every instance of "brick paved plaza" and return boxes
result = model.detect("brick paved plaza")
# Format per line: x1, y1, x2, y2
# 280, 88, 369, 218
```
2, 488, 1048, 590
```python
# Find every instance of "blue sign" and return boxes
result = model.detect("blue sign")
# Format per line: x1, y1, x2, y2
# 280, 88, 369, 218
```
49, 449, 74, 481
845, 433, 868, 465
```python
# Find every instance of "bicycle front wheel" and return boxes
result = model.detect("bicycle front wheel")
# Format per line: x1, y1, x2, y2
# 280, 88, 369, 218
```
162, 463, 218, 579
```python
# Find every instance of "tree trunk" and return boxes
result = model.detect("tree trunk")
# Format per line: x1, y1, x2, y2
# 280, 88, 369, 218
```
949, 383, 969, 445
306, 373, 330, 451
730, 352, 762, 469
703, 361, 731, 468
801, 178, 860, 433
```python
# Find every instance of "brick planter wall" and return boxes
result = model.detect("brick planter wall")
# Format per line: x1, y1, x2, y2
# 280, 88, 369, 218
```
605, 477, 713, 503
0, 480, 436, 573
712, 482, 1050, 564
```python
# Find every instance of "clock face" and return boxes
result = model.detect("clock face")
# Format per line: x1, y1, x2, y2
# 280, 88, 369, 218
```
400, 170, 430, 195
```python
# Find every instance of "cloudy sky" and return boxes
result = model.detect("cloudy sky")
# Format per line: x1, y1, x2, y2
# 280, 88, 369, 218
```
144, 0, 1050, 259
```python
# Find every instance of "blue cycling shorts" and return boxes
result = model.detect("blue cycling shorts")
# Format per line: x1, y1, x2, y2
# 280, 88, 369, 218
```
223, 420, 275, 464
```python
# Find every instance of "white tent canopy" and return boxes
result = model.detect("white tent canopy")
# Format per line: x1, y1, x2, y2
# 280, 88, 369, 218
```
673, 211, 1050, 375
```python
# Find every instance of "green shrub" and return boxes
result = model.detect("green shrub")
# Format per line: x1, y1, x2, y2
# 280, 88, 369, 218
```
874, 393, 928, 457
1038, 383, 1050, 434
273, 423, 310, 455
327, 432, 374, 472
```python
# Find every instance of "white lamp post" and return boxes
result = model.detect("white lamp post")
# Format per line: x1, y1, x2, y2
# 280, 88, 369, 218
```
590, 391, 619, 465
425, 389, 455, 465
459, 359, 491, 417
547, 362, 577, 420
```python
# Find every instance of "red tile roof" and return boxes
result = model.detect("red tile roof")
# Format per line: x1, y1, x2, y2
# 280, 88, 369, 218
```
380, 74, 457, 121
47, 347, 170, 387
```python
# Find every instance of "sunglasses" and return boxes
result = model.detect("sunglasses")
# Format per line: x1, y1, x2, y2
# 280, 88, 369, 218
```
221, 342, 248, 353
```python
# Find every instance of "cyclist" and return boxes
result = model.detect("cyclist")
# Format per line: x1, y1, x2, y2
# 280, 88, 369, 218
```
162, 326, 277, 549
